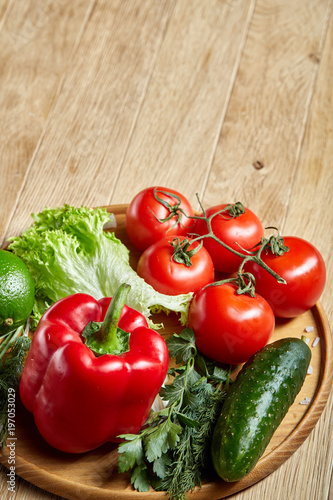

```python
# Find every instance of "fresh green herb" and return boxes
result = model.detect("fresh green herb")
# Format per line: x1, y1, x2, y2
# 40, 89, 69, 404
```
0, 328, 31, 448
118, 328, 228, 499
8, 205, 192, 328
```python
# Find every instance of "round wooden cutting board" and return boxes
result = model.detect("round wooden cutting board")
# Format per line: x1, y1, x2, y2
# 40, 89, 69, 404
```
1, 205, 332, 500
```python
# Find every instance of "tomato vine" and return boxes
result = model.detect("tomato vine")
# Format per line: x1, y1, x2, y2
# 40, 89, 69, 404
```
152, 189, 289, 293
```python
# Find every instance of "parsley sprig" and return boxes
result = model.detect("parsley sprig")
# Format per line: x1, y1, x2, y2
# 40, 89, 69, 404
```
118, 328, 230, 499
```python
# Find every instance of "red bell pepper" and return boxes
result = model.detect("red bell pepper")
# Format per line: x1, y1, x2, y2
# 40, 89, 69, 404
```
19, 284, 169, 453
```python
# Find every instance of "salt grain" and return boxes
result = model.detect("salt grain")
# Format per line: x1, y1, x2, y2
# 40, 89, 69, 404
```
24, 317, 31, 336
312, 337, 320, 347
304, 338, 310, 345
307, 365, 313, 375
300, 397, 311, 405
151, 394, 167, 411
103, 214, 117, 230
305, 326, 314, 333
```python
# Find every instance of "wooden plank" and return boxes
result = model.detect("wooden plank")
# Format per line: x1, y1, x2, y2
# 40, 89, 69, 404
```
213, 3, 333, 500
0, 0, 11, 25
1, 0, 176, 245
266, 5, 333, 499
0, 2, 93, 495
281, 4, 333, 320
0, 478, 61, 500
0, 0, 93, 246
201, 0, 332, 228
1, 1, 332, 499
112, 0, 256, 205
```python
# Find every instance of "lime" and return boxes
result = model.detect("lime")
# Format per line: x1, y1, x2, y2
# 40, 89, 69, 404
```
0, 249, 35, 335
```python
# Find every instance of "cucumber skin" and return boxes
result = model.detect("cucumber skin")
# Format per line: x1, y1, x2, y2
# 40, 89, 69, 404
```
211, 337, 311, 482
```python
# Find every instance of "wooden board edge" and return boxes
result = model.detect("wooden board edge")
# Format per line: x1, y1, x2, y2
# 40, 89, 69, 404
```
1, 302, 331, 500
210, 301, 333, 498
1, 206, 332, 500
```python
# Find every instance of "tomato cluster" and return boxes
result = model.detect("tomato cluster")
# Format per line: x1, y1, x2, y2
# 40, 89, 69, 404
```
126, 187, 214, 295
126, 186, 326, 365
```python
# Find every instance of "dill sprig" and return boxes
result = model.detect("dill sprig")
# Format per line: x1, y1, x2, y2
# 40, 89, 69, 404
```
118, 328, 230, 499
0, 328, 31, 448
155, 381, 225, 499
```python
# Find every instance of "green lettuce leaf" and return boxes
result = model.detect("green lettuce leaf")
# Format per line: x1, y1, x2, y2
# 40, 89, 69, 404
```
8, 205, 192, 328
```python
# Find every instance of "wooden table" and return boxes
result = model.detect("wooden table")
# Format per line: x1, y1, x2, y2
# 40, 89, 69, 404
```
1, 1, 332, 499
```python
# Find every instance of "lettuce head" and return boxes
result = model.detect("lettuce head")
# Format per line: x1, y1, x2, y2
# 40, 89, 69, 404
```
8, 205, 192, 328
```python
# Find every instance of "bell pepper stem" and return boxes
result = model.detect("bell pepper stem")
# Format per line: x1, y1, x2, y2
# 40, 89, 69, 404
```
99, 283, 131, 350
82, 283, 131, 356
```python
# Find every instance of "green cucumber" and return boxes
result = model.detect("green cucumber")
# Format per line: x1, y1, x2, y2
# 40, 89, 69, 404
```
211, 337, 311, 482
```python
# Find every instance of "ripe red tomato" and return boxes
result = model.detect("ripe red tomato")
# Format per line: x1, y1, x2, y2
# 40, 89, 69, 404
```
136, 236, 215, 295
244, 236, 326, 318
194, 204, 264, 273
126, 187, 194, 252
188, 283, 275, 365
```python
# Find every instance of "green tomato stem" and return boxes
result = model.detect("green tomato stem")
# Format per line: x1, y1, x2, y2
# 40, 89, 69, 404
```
187, 202, 287, 287
153, 191, 287, 291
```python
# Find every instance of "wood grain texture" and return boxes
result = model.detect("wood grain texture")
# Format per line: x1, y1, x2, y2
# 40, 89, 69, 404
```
261, 4, 333, 498
202, 0, 331, 224
0, 0, 94, 247
219, 1, 333, 499
111, 0, 256, 204
1, 0, 176, 245
0, 0, 11, 25
0, 0, 333, 498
